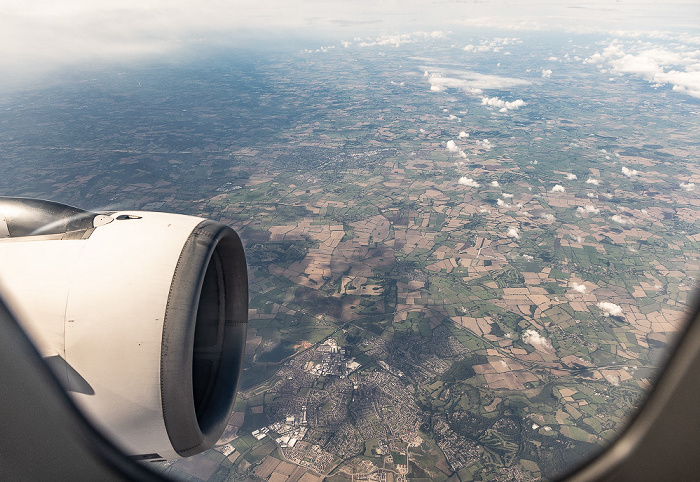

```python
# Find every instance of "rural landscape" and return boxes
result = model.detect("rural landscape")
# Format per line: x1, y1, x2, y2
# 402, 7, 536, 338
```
1, 27, 698, 481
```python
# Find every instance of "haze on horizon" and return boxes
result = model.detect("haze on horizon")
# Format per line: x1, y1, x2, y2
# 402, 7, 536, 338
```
1, 0, 698, 88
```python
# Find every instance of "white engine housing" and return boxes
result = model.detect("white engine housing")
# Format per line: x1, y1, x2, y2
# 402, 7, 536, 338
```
0, 198, 248, 460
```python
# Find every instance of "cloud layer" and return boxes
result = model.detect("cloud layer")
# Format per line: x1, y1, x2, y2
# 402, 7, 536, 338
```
585, 39, 700, 99
1, 1, 696, 84
463, 37, 522, 53
426, 70, 530, 94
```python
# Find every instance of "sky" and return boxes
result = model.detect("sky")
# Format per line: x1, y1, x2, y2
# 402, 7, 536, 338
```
0, 0, 698, 90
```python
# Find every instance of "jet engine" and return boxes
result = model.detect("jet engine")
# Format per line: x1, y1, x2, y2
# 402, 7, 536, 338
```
0, 197, 248, 461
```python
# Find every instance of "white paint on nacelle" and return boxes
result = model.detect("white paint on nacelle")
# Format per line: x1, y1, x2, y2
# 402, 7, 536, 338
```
0, 209, 247, 460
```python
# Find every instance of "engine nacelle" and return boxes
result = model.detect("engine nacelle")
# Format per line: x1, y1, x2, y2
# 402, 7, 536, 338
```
0, 197, 247, 460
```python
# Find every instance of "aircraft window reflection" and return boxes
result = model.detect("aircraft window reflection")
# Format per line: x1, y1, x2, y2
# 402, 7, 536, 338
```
1, 1, 699, 480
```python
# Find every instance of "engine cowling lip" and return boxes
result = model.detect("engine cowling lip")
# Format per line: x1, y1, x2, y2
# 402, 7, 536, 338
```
160, 219, 247, 457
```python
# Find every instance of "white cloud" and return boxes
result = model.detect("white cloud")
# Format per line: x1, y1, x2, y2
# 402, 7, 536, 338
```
586, 41, 700, 99
577, 205, 600, 215
621, 166, 639, 177
572, 282, 587, 294
541, 69, 552, 78
586, 178, 601, 186
507, 227, 520, 240
611, 214, 629, 225
446, 140, 459, 152
463, 37, 522, 53
497, 198, 511, 208
598, 301, 623, 317
458, 177, 480, 187
522, 329, 553, 352
458, 131, 469, 138
357, 31, 447, 48
481, 96, 526, 111
614, 51, 700, 98
490, 180, 500, 187
502, 193, 514, 198
565, 173, 577, 180
541, 213, 555, 221
459, 150, 468, 159
426, 69, 529, 93
681, 182, 695, 192
551, 184, 566, 193
584, 43, 626, 65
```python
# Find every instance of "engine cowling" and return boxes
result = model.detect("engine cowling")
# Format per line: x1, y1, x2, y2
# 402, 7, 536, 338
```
0, 197, 247, 460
